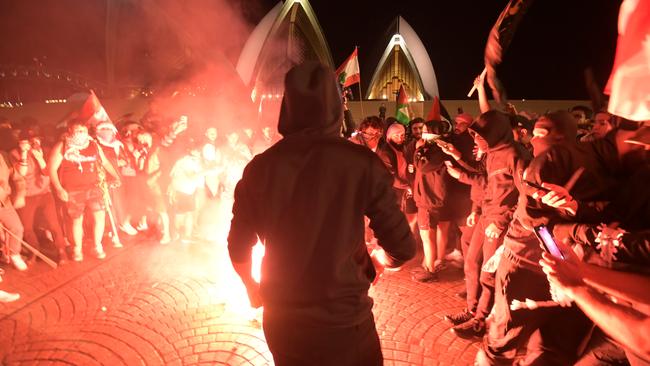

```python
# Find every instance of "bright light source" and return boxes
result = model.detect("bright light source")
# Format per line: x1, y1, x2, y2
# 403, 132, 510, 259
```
252, 240, 265, 283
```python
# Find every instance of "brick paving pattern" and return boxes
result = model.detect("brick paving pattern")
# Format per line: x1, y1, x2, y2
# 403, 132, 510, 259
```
0, 239, 479, 365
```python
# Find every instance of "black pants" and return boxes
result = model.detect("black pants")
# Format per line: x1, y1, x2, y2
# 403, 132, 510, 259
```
480, 251, 593, 365
16, 192, 65, 251
263, 312, 382, 366
462, 217, 499, 318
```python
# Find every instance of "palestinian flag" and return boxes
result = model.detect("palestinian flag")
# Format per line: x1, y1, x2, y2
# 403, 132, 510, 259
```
427, 96, 441, 121
336, 47, 361, 88
426, 96, 452, 122
395, 85, 411, 125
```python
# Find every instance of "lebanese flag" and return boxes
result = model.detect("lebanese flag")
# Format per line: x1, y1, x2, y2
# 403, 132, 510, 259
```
76, 90, 113, 127
605, 0, 650, 121
395, 85, 411, 125
336, 47, 361, 88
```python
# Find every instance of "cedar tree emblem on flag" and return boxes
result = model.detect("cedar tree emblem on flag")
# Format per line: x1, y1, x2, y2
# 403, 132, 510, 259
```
336, 47, 361, 88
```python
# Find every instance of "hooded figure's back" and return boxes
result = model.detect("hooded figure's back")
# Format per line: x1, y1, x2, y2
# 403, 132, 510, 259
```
228, 62, 415, 327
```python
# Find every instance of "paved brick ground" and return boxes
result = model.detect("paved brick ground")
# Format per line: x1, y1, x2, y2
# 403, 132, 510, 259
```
0, 238, 479, 365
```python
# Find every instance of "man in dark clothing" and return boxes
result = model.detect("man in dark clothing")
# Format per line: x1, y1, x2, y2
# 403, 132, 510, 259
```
440, 131, 488, 329
447, 111, 530, 338
377, 123, 410, 208
478, 111, 615, 365
411, 121, 451, 282
227, 62, 416, 366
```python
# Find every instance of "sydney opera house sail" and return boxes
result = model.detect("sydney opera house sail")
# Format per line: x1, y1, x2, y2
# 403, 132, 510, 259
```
366, 16, 439, 102
236, 0, 334, 102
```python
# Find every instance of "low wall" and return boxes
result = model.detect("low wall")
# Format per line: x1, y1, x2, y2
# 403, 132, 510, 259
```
0, 97, 591, 128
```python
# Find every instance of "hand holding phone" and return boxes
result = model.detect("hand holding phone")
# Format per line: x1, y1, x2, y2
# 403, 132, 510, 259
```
421, 132, 440, 142
534, 225, 565, 259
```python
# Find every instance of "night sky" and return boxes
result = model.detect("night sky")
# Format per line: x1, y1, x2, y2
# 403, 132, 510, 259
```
248, 0, 621, 100
0, 0, 622, 100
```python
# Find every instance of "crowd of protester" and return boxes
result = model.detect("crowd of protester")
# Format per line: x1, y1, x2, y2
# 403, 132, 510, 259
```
0, 100, 278, 302
1, 68, 648, 365
344, 72, 650, 364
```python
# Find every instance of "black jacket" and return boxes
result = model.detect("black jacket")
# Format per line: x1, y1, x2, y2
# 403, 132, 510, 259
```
413, 142, 448, 209
471, 111, 530, 231
505, 137, 620, 265
228, 63, 415, 327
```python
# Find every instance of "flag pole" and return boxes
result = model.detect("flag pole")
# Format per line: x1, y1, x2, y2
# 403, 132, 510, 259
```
355, 46, 365, 118
467, 67, 487, 97
357, 82, 365, 118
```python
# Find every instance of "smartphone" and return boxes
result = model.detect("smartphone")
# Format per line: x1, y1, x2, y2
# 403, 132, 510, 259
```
534, 225, 564, 259
524, 180, 551, 194
422, 132, 440, 142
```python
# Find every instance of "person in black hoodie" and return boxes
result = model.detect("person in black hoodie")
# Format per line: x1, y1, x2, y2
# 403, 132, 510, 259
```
228, 62, 416, 366
478, 111, 618, 365
411, 120, 451, 282
447, 111, 531, 338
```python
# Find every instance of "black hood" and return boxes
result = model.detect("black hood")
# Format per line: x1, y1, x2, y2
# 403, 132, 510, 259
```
277, 62, 343, 138
530, 110, 578, 156
470, 110, 513, 148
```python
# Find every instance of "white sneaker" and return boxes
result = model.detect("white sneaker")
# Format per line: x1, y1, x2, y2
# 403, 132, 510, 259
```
10, 254, 27, 271
73, 247, 83, 262
0, 290, 20, 303
136, 221, 149, 232
159, 234, 172, 245
95, 245, 106, 260
120, 223, 138, 236
445, 249, 464, 262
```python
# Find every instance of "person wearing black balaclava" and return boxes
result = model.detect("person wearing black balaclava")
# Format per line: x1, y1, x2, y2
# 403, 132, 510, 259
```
445, 111, 530, 338
477, 111, 621, 365
227, 62, 415, 366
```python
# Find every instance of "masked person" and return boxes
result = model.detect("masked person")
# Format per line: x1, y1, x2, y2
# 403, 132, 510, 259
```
477, 111, 617, 365
168, 142, 204, 243
443, 111, 530, 338
411, 120, 452, 282
132, 130, 172, 244
96, 122, 136, 239
0, 143, 26, 271
11, 129, 67, 264
228, 62, 416, 366
49, 120, 121, 261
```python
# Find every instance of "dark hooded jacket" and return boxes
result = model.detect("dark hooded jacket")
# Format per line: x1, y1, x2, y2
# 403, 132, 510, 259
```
377, 141, 410, 191
470, 111, 531, 231
457, 157, 487, 215
412, 141, 448, 210
228, 62, 416, 327
504, 113, 620, 266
